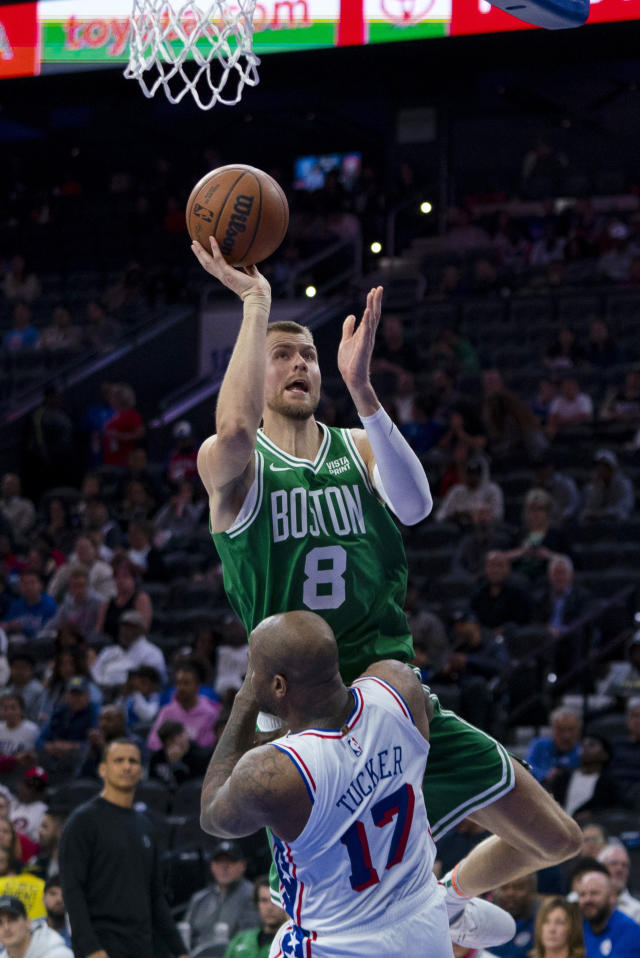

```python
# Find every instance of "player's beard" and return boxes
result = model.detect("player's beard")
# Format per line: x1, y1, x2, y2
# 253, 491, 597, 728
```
267, 391, 319, 421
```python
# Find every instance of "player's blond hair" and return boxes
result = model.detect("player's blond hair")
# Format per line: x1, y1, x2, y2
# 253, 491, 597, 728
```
266, 321, 314, 344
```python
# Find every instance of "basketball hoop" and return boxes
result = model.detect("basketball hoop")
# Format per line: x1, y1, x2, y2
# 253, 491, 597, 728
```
124, 1, 261, 110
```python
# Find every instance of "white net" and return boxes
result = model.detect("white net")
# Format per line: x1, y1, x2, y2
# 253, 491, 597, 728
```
125, 1, 261, 110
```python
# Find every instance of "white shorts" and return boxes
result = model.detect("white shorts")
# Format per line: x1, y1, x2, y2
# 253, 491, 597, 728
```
268, 884, 453, 958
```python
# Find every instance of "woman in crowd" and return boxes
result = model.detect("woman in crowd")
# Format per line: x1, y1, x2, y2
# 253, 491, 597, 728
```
529, 897, 584, 958
504, 489, 569, 583
95, 557, 152, 640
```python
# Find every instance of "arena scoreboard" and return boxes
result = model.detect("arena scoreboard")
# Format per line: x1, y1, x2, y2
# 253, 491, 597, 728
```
0, 0, 639, 78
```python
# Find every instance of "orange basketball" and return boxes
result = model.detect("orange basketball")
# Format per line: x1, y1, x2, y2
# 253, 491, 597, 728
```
186, 164, 289, 266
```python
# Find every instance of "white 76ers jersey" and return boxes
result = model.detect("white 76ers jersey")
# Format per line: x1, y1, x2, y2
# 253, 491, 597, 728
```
270, 676, 436, 935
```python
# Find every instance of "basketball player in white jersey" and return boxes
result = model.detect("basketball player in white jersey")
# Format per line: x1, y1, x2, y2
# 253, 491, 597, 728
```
201, 610, 502, 958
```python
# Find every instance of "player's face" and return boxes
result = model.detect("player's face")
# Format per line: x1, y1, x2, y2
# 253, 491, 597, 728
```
264, 334, 321, 421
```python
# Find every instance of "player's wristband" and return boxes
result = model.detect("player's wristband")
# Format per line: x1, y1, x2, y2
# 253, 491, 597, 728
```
359, 405, 432, 525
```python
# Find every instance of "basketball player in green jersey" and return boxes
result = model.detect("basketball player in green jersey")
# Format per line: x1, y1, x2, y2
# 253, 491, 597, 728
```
192, 236, 581, 939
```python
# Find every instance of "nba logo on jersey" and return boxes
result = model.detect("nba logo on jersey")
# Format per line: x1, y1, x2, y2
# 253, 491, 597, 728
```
346, 734, 363, 757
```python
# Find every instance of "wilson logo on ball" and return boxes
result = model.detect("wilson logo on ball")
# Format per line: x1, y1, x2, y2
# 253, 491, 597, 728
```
220, 194, 255, 255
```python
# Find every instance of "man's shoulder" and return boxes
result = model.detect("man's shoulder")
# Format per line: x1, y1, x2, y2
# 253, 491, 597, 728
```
64, 795, 103, 829
610, 907, 640, 933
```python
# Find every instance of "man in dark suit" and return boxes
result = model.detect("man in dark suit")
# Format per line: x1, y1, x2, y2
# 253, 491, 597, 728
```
533, 555, 592, 687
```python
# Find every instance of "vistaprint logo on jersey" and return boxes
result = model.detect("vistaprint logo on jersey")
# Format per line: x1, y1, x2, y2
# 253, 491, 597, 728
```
326, 456, 350, 476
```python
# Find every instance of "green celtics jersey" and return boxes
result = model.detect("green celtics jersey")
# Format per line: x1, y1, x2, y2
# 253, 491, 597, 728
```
212, 424, 412, 684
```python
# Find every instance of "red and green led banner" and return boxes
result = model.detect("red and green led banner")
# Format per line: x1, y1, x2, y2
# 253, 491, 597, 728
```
1, 0, 639, 79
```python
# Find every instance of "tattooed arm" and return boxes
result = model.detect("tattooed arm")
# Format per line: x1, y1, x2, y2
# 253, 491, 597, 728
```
200, 668, 311, 842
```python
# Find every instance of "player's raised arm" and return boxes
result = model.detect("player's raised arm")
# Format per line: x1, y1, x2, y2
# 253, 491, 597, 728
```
193, 236, 271, 526
339, 287, 433, 525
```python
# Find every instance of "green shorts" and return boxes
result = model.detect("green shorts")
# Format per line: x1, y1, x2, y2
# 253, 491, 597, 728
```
268, 695, 515, 901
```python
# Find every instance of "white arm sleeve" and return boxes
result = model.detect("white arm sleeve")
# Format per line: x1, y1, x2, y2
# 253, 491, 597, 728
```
359, 405, 433, 526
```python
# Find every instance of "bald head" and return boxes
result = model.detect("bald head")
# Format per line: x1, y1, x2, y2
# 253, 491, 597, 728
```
249, 611, 343, 719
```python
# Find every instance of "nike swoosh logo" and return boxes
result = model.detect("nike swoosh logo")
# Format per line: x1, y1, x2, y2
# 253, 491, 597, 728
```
270, 463, 294, 472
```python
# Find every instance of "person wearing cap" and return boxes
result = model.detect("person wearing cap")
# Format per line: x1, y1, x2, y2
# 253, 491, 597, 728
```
0, 894, 72, 957
59, 739, 188, 958
183, 839, 258, 953
91, 609, 167, 691
36, 679, 98, 782
435, 455, 504, 526
0, 868, 46, 921
580, 450, 635, 523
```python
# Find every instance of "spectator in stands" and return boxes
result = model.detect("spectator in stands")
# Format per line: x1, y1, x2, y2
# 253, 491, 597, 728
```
597, 222, 633, 284
428, 327, 480, 375
166, 421, 199, 487
446, 207, 491, 250
597, 843, 640, 924
435, 455, 504, 526
224, 875, 288, 958
441, 402, 488, 456
36, 646, 102, 727
0, 894, 72, 957
95, 557, 152, 641
2, 303, 38, 353
4, 654, 43, 724
489, 873, 539, 958
504, 489, 569, 584
581, 824, 608, 861
7, 767, 49, 843
214, 616, 248, 702
546, 376, 593, 437
0, 816, 35, 870
0, 475, 35, 546
78, 704, 144, 779
36, 498, 77, 557
1, 569, 57, 639
101, 383, 145, 469
399, 394, 447, 455
607, 696, 640, 803
84, 299, 120, 353
544, 327, 584, 372
37, 677, 98, 780
36, 306, 82, 354
27, 808, 65, 881
596, 630, 640, 701
525, 705, 582, 786
81, 498, 123, 553
567, 856, 610, 900
147, 661, 220, 751
22, 386, 77, 500
530, 377, 560, 427
2, 256, 41, 304
116, 448, 163, 504
184, 840, 259, 954
482, 368, 547, 460
580, 450, 635, 523
117, 480, 157, 527
59, 740, 188, 958
42, 876, 71, 948
121, 665, 162, 729
48, 534, 116, 604
451, 502, 513, 581
529, 897, 585, 958
125, 520, 168, 582
550, 735, 618, 819
80, 381, 114, 469
584, 318, 621, 370
371, 313, 419, 384
409, 612, 451, 687
0, 693, 38, 774
533, 555, 591, 685
577, 870, 640, 957
153, 480, 204, 548
600, 368, 640, 423
531, 455, 580, 526
437, 610, 509, 731
92, 609, 166, 691
147, 720, 208, 789
470, 551, 532, 630
44, 566, 102, 642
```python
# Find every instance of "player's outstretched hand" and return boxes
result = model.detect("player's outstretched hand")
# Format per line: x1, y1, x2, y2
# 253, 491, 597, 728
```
191, 236, 271, 301
338, 285, 383, 391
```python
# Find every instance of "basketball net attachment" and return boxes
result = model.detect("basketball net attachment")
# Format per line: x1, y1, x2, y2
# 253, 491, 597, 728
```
125, 1, 260, 109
